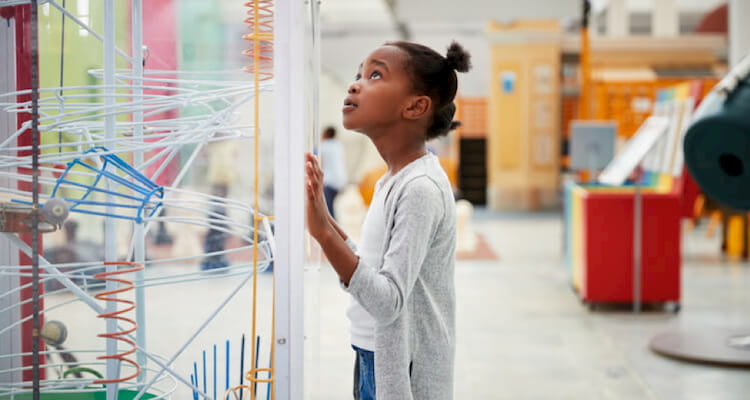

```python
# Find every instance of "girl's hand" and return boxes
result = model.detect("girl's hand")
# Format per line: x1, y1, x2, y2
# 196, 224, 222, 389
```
305, 152, 332, 241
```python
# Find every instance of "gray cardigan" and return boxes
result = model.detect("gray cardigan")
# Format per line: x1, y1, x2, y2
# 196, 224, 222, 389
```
345, 154, 456, 400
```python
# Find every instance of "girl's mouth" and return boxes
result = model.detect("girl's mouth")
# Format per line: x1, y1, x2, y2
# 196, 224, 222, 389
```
343, 99, 358, 113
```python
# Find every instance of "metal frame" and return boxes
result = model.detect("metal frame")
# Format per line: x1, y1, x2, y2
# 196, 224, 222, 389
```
131, 0, 147, 388
273, 0, 307, 397
1, 0, 312, 397
0, 5, 22, 388
101, 1, 120, 396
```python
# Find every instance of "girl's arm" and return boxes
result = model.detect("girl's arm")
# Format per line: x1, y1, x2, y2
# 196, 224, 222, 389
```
345, 177, 444, 325
315, 227, 359, 285
327, 214, 348, 242
328, 213, 359, 253
306, 153, 359, 284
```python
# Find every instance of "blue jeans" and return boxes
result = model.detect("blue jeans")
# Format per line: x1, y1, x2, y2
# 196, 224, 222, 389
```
352, 345, 375, 400
323, 185, 339, 219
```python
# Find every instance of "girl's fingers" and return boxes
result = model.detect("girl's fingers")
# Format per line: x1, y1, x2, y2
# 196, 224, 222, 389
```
314, 162, 323, 181
304, 155, 326, 205
307, 154, 324, 179
306, 153, 318, 169
308, 189, 315, 202
307, 173, 319, 194
306, 164, 319, 188
306, 175, 316, 192
306, 160, 320, 182
305, 154, 326, 186
311, 155, 321, 172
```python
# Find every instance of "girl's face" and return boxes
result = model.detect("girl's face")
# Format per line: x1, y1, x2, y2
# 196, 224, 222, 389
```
342, 46, 414, 133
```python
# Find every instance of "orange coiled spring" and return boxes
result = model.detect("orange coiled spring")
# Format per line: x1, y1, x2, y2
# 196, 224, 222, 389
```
93, 261, 143, 384
242, 0, 274, 80
243, 1, 275, 399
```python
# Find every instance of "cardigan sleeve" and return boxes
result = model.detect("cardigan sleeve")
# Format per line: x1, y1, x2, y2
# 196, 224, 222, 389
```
338, 237, 359, 289
345, 237, 358, 253
344, 176, 444, 326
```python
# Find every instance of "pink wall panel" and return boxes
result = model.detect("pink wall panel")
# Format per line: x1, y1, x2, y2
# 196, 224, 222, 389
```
140, 0, 179, 186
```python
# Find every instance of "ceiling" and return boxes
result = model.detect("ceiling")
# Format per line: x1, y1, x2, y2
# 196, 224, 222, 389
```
319, 0, 577, 95
319, 0, 726, 95
320, 0, 582, 38
319, 0, 725, 27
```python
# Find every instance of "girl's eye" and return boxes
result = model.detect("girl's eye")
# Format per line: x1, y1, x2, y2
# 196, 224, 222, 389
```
370, 71, 382, 79
354, 73, 361, 81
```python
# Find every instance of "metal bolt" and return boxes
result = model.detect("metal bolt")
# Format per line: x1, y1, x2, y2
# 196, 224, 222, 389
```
278, 338, 286, 345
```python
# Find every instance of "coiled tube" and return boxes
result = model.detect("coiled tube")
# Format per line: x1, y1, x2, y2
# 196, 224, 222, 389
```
93, 261, 143, 384
242, 0, 274, 81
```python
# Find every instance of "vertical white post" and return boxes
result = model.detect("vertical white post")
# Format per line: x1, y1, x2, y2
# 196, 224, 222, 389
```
103, 0, 119, 398
729, 0, 750, 68
0, 15, 21, 386
311, 1, 320, 151
131, 0, 147, 387
274, 0, 306, 398
606, 0, 628, 37
633, 173, 642, 313
652, 0, 678, 37
306, 1, 322, 397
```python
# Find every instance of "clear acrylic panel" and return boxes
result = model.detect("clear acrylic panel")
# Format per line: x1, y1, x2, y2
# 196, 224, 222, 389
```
0, 0, 308, 399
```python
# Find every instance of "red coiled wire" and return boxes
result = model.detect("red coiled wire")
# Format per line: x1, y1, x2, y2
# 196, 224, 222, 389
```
242, 0, 274, 81
93, 261, 143, 384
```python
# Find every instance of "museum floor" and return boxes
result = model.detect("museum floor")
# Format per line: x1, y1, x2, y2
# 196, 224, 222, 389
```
317, 209, 750, 400
41, 208, 750, 399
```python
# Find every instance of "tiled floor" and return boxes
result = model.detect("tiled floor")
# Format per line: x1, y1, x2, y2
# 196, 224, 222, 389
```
38, 210, 750, 399
317, 210, 750, 399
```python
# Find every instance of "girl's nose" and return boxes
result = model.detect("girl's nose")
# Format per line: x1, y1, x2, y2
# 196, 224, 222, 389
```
348, 82, 359, 94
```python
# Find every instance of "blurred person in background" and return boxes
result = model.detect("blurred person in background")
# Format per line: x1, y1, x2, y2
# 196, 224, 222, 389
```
320, 126, 347, 219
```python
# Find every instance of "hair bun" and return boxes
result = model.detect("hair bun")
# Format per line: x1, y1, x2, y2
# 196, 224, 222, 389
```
446, 42, 472, 73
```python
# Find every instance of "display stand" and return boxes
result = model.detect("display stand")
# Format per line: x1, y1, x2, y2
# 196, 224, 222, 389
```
564, 121, 616, 262
0, 0, 299, 397
599, 116, 670, 312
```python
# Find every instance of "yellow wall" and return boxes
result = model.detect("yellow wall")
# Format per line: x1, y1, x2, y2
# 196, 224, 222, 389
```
487, 21, 562, 210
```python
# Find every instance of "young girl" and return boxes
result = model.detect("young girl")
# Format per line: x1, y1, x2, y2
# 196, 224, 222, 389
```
306, 41, 471, 400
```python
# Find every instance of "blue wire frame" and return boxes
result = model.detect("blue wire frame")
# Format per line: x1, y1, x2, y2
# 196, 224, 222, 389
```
50, 146, 164, 223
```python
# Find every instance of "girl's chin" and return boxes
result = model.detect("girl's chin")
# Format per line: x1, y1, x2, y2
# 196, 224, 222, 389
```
342, 119, 356, 131
342, 117, 370, 134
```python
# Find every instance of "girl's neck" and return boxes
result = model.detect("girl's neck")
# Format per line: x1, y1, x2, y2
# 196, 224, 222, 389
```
370, 131, 427, 176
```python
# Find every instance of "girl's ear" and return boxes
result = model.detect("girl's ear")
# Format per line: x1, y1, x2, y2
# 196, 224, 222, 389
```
403, 95, 432, 120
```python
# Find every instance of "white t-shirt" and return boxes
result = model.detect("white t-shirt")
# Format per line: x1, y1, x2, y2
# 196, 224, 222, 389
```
346, 174, 393, 351
319, 138, 347, 190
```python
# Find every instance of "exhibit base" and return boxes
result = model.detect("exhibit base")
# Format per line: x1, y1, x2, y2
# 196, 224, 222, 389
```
650, 329, 750, 368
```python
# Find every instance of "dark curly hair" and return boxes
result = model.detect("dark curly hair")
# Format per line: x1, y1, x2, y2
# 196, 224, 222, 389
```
386, 41, 472, 139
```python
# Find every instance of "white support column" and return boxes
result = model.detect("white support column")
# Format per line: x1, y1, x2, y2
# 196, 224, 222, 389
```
274, 0, 306, 399
652, 0, 678, 37
0, 14, 21, 387
103, 0, 119, 398
131, 0, 147, 387
606, 0, 628, 37
729, 0, 750, 68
